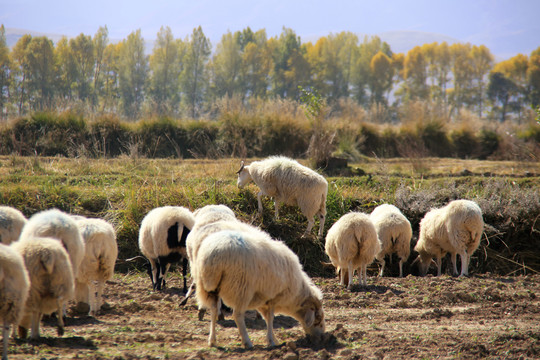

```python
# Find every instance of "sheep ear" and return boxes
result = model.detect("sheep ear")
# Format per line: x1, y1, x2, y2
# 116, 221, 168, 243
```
236, 161, 245, 174
304, 307, 315, 327
40, 250, 55, 274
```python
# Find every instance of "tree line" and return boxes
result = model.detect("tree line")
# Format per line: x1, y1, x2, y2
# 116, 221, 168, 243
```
1, 24, 539, 122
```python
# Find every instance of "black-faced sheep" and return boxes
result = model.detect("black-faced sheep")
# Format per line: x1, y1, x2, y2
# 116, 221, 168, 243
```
195, 229, 325, 348
0, 206, 27, 245
138, 206, 195, 292
325, 212, 381, 288
370, 204, 412, 277
0, 243, 30, 360
414, 199, 484, 277
19, 209, 85, 279
11, 236, 75, 339
236, 156, 328, 237
73, 217, 118, 316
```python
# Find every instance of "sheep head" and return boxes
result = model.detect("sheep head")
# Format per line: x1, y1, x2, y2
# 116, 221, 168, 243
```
297, 296, 325, 340
236, 161, 252, 189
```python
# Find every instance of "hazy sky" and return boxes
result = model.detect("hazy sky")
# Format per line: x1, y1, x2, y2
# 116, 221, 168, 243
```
1, 0, 539, 59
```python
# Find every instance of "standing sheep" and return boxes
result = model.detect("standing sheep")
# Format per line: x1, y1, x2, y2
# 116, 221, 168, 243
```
370, 204, 412, 277
325, 212, 381, 288
138, 206, 195, 292
11, 237, 74, 339
0, 206, 27, 245
196, 229, 325, 349
237, 156, 328, 237
73, 217, 118, 316
0, 243, 30, 360
414, 199, 484, 277
19, 209, 85, 278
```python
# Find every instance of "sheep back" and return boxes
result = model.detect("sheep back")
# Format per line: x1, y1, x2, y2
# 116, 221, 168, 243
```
0, 243, 30, 325
11, 236, 74, 317
19, 209, 85, 277
325, 212, 381, 270
196, 229, 323, 320
138, 206, 195, 259
370, 204, 412, 261
0, 206, 27, 245
75, 217, 118, 283
247, 156, 328, 215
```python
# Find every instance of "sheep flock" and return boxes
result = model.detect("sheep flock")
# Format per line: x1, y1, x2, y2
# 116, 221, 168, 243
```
0, 155, 491, 356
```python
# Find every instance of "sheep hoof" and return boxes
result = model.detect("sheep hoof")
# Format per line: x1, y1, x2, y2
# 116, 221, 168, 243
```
57, 326, 64, 336
198, 309, 206, 321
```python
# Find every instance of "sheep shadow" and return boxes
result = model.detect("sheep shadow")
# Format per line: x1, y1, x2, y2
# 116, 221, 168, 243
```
218, 312, 298, 330
16, 335, 97, 350
349, 284, 405, 296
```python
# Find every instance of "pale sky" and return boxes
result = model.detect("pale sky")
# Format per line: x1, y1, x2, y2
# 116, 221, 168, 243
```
1, 0, 539, 59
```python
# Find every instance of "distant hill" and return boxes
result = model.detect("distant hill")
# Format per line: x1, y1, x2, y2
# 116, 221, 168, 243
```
6, 27, 66, 47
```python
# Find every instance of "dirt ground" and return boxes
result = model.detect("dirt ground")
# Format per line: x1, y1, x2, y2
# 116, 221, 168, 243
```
5, 271, 540, 360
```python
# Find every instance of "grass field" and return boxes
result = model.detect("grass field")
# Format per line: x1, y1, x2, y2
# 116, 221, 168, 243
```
1, 155, 539, 276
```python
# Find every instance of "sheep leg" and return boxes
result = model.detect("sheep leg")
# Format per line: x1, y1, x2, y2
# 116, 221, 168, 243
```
318, 213, 325, 238
30, 312, 41, 339
347, 265, 354, 289
450, 253, 459, 276
147, 258, 158, 290
96, 281, 104, 311
305, 218, 315, 235
208, 295, 219, 347
259, 306, 277, 347
257, 191, 264, 216
459, 251, 469, 277
398, 258, 404, 278
56, 300, 65, 336
233, 309, 253, 349
89, 282, 98, 316
378, 257, 386, 277
181, 283, 195, 306
435, 256, 442, 276
182, 257, 188, 293
274, 200, 280, 220
3, 321, 9, 360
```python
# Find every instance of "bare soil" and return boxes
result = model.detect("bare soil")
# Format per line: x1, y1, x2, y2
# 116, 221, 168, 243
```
6, 272, 540, 360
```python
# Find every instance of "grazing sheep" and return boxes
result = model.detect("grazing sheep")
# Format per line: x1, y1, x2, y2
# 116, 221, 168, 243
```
196, 229, 325, 349
19, 209, 85, 278
414, 199, 484, 277
192, 204, 236, 226
73, 217, 118, 316
0, 206, 27, 245
237, 156, 328, 237
325, 212, 381, 288
11, 237, 74, 339
0, 243, 30, 360
138, 206, 195, 292
370, 204, 412, 277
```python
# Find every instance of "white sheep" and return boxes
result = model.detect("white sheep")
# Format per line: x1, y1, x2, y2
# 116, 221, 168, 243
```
325, 212, 381, 288
237, 156, 328, 237
11, 236, 74, 339
0, 243, 30, 360
414, 199, 484, 277
138, 206, 195, 292
370, 204, 412, 277
0, 206, 27, 245
19, 209, 85, 278
73, 217, 118, 316
195, 229, 325, 349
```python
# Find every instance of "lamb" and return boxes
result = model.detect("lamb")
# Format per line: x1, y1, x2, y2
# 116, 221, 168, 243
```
414, 199, 484, 277
0, 206, 27, 245
73, 217, 118, 316
0, 243, 30, 360
324, 212, 381, 288
236, 156, 328, 237
19, 209, 85, 278
370, 204, 412, 277
138, 206, 195, 292
11, 236, 74, 339
195, 229, 325, 349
